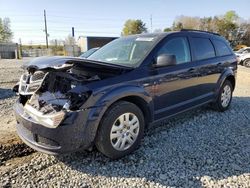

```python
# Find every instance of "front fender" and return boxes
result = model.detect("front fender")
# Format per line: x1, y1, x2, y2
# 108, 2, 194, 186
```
93, 85, 153, 120
97, 85, 152, 106
83, 85, 153, 144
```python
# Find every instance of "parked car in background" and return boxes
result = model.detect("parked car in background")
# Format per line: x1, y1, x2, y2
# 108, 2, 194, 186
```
235, 47, 250, 67
234, 44, 247, 51
79, 47, 99, 58
13, 30, 237, 159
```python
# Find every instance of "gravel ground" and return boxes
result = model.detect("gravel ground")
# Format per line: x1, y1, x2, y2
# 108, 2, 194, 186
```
0, 59, 249, 187
0, 58, 29, 145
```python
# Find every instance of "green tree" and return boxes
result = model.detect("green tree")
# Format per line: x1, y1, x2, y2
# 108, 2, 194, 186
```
224, 10, 239, 23
0, 17, 13, 42
122, 19, 147, 36
163, 27, 172, 32
214, 11, 238, 40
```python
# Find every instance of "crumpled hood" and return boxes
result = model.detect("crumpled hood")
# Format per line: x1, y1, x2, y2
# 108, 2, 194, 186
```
23, 56, 132, 71
23, 56, 81, 70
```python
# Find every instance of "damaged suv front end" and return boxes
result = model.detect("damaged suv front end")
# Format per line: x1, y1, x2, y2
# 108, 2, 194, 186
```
14, 56, 133, 154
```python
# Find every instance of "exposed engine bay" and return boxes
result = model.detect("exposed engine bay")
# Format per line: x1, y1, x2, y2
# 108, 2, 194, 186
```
14, 57, 131, 127
26, 71, 97, 114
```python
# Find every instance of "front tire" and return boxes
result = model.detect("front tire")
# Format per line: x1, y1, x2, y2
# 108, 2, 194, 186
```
95, 101, 145, 159
212, 80, 233, 112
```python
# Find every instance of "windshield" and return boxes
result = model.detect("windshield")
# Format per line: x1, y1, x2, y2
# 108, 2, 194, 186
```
80, 48, 98, 58
87, 36, 157, 67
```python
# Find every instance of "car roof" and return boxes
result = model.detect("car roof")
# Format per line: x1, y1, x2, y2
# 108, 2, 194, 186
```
124, 30, 222, 40
122, 32, 171, 40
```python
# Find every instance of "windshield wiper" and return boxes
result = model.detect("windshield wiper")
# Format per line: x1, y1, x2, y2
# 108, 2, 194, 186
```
85, 58, 133, 69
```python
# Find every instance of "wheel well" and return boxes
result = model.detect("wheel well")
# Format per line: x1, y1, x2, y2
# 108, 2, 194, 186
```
226, 75, 235, 91
117, 96, 152, 127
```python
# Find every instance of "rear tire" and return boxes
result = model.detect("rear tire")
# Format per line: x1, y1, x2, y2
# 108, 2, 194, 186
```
212, 80, 233, 112
95, 101, 145, 159
243, 59, 250, 67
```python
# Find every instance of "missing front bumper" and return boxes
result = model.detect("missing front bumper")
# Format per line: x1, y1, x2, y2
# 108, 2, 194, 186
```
14, 101, 94, 154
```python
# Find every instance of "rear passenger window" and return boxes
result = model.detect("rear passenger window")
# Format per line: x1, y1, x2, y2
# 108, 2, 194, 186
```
158, 37, 191, 64
213, 40, 232, 56
192, 38, 215, 61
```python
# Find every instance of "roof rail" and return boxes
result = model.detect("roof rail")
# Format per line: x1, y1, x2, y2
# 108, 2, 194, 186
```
180, 29, 220, 36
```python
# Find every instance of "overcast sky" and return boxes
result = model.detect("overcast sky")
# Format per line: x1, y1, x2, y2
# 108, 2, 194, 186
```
0, 0, 249, 44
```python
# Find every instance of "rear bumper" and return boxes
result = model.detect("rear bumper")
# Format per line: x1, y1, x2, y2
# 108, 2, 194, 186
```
14, 100, 100, 154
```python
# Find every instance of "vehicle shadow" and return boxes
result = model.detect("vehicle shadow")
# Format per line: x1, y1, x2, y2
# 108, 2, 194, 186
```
57, 96, 250, 187
0, 88, 15, 100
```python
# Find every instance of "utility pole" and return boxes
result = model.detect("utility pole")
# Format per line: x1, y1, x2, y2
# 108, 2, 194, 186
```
72, 27, 75, 37
72, 27, 75, 56
19, 38, 22, 59
44, 9, 49, 48
150, 14, 153, 33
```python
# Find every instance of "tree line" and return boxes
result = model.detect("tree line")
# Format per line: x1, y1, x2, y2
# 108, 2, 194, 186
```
122, 11, 250, 46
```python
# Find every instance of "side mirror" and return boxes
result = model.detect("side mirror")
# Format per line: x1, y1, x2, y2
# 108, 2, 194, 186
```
153, 54, 177, 68
12, 83, 19, 93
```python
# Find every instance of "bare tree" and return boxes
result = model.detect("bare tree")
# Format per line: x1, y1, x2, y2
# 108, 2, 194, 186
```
65, 35, 75, 46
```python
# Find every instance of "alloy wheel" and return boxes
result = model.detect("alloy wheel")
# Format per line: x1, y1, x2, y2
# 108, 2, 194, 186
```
245, 60, 250, 67
221, 85, 232, 108
110, 113, 140, 151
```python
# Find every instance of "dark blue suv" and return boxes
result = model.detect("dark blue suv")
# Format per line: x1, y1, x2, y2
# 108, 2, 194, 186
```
14, 30, 237, 159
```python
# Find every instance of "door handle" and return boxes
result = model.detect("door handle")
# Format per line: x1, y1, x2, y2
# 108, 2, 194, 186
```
188, 68, 196, 72
153, 81, 158, 85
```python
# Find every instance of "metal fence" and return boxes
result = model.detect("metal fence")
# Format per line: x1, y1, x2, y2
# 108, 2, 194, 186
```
22, 45, 80, 57
22, 49, 51, 57
0, 43, 81, 59
0, 43, 19, 59
64, 45, 81, 57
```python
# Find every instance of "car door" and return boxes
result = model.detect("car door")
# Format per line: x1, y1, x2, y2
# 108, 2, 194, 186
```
189, 36, 221, 101
152, 35, 203, 120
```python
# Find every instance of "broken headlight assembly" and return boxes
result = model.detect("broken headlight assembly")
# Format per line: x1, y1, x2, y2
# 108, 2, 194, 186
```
24, 104, 66, 128
64, 91, 92, 111
24, 91, 91, 128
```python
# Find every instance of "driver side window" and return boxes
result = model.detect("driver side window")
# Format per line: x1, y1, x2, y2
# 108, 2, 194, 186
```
158, 37, 191, 64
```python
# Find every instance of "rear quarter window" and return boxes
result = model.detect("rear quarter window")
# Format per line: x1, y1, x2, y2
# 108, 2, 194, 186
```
213, 40, 232, 56
191, 37, 215, 61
